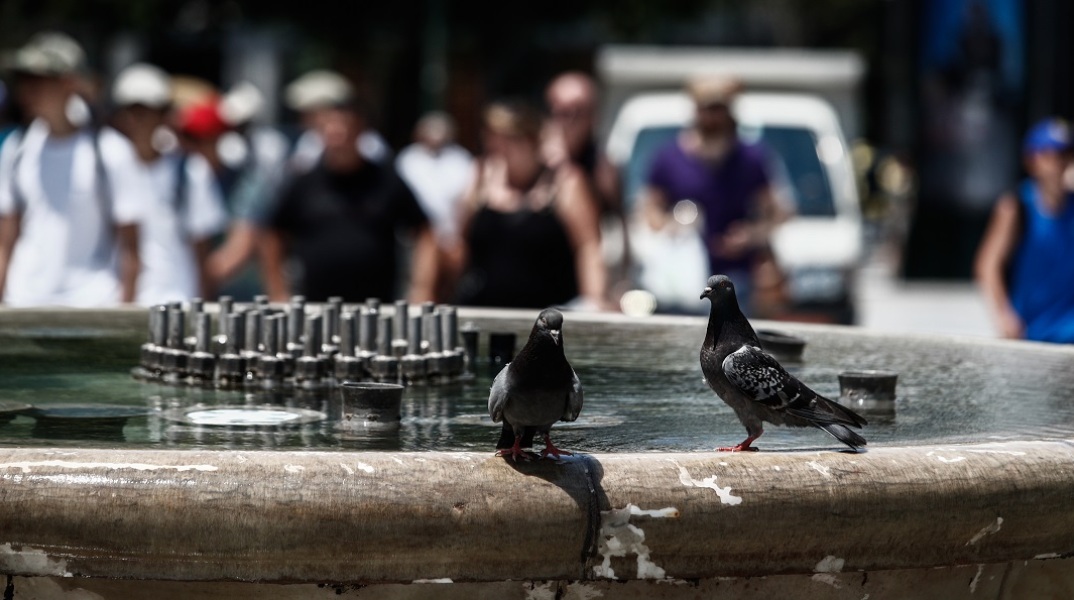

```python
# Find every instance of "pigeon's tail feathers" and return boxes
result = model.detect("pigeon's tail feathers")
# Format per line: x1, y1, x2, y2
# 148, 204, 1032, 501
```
826, 398, 868, 427
786, 396, 868, 429
817, 422, 867, 450
786, 396, 867, 450
495, 421, 536, 449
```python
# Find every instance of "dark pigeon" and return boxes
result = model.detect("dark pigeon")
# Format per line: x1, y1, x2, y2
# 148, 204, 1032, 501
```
699, 274, 867, 451
489, 308, 583, 461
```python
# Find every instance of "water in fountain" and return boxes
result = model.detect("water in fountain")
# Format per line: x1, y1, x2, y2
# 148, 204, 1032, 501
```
1, 308, 1073, 452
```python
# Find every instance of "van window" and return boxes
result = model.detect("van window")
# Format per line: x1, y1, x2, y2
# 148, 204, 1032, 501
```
759, 126, 836, 217
624, 124, 836, 218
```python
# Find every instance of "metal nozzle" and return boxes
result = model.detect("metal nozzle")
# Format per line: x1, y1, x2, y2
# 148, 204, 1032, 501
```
167, 308, 185, 349
339, 312, 356, 357
378, 313, 394, 355
245, 310, 262, 354
303, 315, 322, 358
359, 308, 377, 353
424, 311, 443, 354
152, 305, 169, 347
195, 313, 212, 353
408, 314, 423, 355
263, 315, 280, 355
440, 306, 459, 350
225, 313, 245, 354
393, 301, 409, 340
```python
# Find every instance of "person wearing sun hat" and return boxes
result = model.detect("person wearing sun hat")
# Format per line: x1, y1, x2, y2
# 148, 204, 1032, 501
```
284, 69, 392, 175
262, 81, 436, 303
104, 62, 228, 305
0, 31, 146, 306
975, 117, 1074, 343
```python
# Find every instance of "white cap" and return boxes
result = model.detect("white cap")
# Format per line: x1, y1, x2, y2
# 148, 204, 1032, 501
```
284, 69, 354, 112
112, 63, 171, 109
220, 80, 264, 126
6, 31, 86, 76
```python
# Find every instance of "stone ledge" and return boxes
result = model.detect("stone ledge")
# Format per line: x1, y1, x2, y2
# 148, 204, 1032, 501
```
2, 441, 1073, 583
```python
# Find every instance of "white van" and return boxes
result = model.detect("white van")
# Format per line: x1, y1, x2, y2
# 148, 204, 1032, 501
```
605, 91, 863, 323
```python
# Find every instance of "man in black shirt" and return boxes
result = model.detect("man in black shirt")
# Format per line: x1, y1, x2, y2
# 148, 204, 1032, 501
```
261, 100, 436, 302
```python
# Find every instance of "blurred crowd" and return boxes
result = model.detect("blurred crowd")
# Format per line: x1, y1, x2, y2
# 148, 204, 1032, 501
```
1, 30, 1070, 343
0, 31, 642, 312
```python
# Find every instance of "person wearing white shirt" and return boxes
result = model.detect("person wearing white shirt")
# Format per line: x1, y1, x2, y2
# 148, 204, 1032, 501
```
107, 63, 228, 305
395, 111, 474, 246
0, 32, 143, 307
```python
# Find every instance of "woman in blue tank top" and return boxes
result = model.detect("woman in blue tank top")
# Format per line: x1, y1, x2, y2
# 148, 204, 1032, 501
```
975, 118, 1074, 343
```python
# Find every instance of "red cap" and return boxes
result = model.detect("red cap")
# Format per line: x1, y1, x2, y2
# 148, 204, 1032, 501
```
178, 98, 228, 139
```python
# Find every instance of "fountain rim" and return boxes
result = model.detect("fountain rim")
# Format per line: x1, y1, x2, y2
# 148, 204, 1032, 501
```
3, 307, 1074, 584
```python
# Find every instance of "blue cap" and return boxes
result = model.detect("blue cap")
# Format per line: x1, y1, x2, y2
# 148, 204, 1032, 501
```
1023, 118, 1071, 154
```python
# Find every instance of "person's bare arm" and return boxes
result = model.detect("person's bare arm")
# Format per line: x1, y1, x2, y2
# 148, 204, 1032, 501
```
406, 224, 438, 303
0, 213, 21, 303
207, 221, 259, 286
594, 155, 622, 214
713, 184, 791, 260
440, 162, 484, 293
192, 237, 217, 299
974, 193, 1024, 338
637, 185, 672, 231
556, 167, 608, 309
259, 228, 291, 302
115, 223, 140, 304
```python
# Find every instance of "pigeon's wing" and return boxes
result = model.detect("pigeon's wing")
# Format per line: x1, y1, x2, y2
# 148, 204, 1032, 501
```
722, 346, 866, 428
722, 345, 800, 410
487, 363, 512, 423
561, 366, 583, 422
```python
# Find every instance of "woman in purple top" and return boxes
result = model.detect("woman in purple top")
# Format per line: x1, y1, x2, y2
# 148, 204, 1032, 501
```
639, 76, 789, 313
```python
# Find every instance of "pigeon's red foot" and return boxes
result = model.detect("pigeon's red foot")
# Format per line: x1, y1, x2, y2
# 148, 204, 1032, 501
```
717, 434, 761, 452
540, 435, 573, 460
496, 447, 536, 461
717, 444, 759, 452
496, 436, 535, 462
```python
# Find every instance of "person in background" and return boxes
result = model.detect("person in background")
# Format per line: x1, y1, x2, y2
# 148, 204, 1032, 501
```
284, 69, 393, 175
0, 31, 145, 306
204, 81, 290, 300
106, 63, 228, 305
543, 71, 629, 308
975, 118, 1074, 343
0, 80, 20, 146
638, 75, 789, 314
395, 111, 473, 300
261, 97, 436, 302
451, 101, 606, 310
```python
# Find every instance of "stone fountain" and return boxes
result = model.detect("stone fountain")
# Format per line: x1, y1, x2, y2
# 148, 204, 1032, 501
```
1, 305, 1074, 599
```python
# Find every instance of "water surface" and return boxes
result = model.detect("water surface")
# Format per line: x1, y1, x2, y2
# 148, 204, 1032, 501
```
1, 313, 1072, 452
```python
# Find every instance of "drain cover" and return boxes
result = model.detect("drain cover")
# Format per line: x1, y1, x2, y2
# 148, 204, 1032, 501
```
165, 406, 326, 427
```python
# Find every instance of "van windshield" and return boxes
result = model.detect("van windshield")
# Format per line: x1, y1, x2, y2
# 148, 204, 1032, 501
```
624, 125, 837, 218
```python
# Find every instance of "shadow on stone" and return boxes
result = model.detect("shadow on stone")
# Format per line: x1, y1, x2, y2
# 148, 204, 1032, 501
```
500, 452, 609, 579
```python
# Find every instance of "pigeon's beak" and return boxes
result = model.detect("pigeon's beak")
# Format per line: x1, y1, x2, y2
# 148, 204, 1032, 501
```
700, 287, 713, 300
549, 329, 561, 345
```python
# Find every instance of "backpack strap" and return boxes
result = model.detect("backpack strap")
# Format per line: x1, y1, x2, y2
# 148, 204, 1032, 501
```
172, 152, 191, 241
87, 126, 118, 263
4, 127, 28, 213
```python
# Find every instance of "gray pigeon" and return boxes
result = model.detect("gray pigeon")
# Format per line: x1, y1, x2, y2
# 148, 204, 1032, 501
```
489, 308, 583, 461
700, 274, 867, 451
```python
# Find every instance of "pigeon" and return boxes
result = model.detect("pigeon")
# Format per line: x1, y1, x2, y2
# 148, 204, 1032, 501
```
699, 274, 867, 451
488, 308, 583, 461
